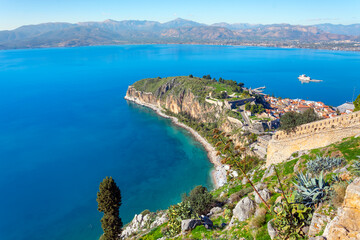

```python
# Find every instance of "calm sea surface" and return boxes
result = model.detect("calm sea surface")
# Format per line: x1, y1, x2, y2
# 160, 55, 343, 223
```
0, 45, 359, 240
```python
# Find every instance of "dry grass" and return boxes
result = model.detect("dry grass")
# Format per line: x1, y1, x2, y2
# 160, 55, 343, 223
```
249, 208, 267, 229
331, 183, 347, 208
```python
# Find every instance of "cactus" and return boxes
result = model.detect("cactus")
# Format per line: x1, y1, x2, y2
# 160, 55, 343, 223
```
293, 171, 330, 207
306, 156, 345, 173
163, 201, 195, 237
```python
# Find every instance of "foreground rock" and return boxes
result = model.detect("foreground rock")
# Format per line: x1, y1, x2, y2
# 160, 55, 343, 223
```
254, 188, 271, 204
323, 177, 360, 240
267, 219, 277, 240
121, 212, 167, 239
308, 211, 331, 237
181, 219, 202, 232
230, 197, 255, 226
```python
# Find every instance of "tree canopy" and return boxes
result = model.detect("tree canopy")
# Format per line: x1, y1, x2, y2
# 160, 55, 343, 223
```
97, 177, 122, 240
182, 185, 213, 216
280, 108, 320, 132
354, 94, 360, 112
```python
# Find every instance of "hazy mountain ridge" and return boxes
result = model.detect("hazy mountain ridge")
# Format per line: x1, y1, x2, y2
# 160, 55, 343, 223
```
0, 18, 359, 50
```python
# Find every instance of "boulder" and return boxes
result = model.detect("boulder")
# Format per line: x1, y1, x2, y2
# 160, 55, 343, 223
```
267, 219, 277, 239
209, 206, 223, 215
231, 197, 255, 224
181, 219, 202, 232
254, 188, 271, 204
323, 177, 360, 240
242, 176, 249, 184
255, 182, 267, 191
308, 212, 331, 237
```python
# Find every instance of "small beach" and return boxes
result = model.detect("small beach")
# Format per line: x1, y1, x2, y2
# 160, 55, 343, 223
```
124, 94, 227, 188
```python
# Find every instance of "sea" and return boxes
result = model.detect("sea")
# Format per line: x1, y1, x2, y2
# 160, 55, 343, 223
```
0, 45, 359, 240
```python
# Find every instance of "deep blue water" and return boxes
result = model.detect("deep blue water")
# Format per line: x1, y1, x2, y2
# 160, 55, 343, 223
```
0, 45, 359, 240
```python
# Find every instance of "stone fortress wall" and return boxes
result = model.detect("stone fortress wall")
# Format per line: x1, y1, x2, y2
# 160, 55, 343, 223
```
266, 110, 360, 166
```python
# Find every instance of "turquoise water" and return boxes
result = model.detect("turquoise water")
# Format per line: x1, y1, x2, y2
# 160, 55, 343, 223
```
0, 45, 360, 240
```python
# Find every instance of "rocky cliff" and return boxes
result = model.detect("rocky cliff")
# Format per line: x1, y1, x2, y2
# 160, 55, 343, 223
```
125, 76, 251, 148
125, 84, 218, 123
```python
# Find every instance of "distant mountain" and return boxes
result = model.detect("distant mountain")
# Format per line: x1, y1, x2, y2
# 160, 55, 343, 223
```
161, 18, 205, 28
0, 19, 359, 50
315, 23, 360, 36
212, 22, 261, 30
234, 24, 350, 41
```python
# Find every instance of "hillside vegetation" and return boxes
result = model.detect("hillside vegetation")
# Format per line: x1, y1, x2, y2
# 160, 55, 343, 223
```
123, 76, 360, 239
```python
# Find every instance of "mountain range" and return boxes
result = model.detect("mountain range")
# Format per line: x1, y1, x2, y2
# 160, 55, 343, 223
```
0, 18, 359, 50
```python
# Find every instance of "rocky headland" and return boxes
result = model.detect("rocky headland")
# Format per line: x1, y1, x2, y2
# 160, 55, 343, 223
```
122, 75, 360, 239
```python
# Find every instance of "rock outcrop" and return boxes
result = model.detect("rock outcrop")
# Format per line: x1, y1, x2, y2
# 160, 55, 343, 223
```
230, 197, 255, 225
126, 85, 218, 123
308, 211, 331, 237
121, 212, 167, 239
323, 177, 360, 240
181, 219, 202, 232
254, 188, 271, 204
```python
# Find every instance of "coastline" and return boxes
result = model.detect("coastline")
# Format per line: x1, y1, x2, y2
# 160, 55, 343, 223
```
124, 95, 227, 188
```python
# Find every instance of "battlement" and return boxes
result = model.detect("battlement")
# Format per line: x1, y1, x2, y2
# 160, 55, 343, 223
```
274, 111, 360, 140
266, 111, 360, 166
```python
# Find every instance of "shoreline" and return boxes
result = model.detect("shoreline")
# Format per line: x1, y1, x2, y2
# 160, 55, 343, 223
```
124, 95, 227, 188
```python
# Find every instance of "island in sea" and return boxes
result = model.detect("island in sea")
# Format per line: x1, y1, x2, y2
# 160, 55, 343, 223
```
120, 75, 360, 239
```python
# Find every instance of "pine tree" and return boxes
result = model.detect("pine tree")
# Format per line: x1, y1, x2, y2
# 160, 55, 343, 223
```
97, 177, 122, 240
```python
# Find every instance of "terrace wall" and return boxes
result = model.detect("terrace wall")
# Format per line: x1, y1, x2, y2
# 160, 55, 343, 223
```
266, 111, 360, 166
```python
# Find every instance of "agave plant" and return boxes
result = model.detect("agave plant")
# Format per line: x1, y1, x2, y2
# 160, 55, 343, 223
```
353, 157, 360, 176
293, 171, 330, 207
306, 156, 345, 173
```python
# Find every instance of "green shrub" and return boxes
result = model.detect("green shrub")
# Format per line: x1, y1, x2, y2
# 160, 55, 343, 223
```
163, 200, 195, 237
280, 108, 320, 132
272, 199, 313, 240
182, 185, 214, 216
141, 209, 150, 216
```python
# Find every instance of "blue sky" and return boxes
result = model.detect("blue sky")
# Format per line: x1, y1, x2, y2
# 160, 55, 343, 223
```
0, 0, 359, 30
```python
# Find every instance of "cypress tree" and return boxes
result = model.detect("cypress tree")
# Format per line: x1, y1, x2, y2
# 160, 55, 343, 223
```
97, 177, 122, 240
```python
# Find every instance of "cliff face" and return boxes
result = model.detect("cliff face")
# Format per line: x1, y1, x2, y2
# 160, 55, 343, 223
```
125, 76, 254, 151
125, 85, 218, 123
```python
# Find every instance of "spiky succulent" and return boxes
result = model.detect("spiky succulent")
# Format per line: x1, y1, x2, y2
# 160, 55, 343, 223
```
353, 157, 360, 176
306, 156, 345, 173
293, 171, 330, 207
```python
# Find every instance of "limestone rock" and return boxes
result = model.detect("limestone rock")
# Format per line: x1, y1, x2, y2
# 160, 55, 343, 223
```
121, 213, 150, 238
261, 165, 275, 181
255, 182, 267, 191
209, 206, 223, 215
308, 212, 331, 237
309, 237, 327, 240
232, 197, 255, 222
181, 219, 202, 232
242, 176, 249, 184
267, 219, 277, 239
254, 188, 271, 204
323, 177, 360, 240
150, 212, 168, 229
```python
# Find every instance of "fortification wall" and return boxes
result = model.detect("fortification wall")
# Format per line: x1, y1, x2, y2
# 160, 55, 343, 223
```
266, 111, 360, 166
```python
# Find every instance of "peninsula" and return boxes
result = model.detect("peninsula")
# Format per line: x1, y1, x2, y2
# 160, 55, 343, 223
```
122, 75, 360, 240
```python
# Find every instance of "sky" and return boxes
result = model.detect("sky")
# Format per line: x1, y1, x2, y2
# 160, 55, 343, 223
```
0, 0, 359, 30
